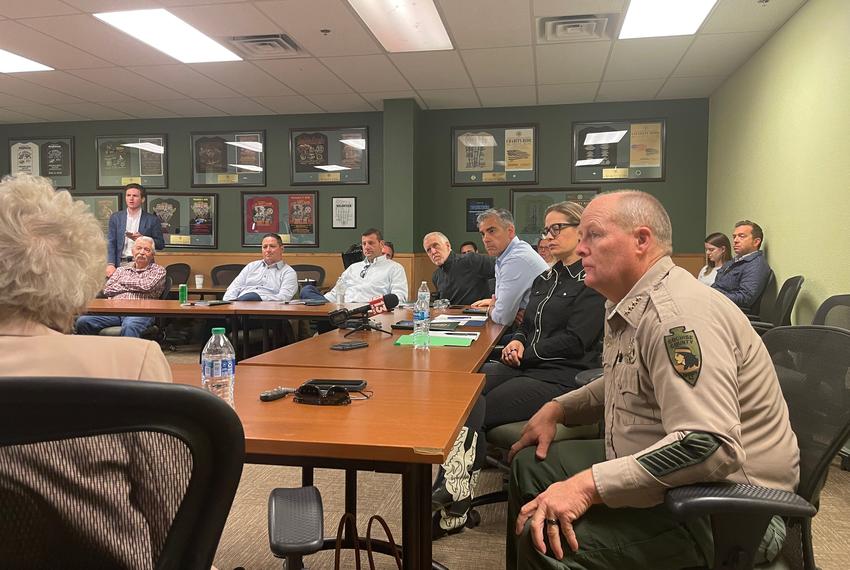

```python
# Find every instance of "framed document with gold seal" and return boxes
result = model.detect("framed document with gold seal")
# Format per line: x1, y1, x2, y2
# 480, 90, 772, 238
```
452, 125, 537, 186
572, 120, 665, 183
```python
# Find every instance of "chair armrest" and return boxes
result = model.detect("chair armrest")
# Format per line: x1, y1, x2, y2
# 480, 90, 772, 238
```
574, 368, 603, 387
665, 483, 816, 521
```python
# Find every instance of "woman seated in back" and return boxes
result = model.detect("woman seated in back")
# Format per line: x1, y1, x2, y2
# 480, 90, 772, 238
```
0, 173, 172, 568
431, 201, 605, 539
698, 232, 732, 286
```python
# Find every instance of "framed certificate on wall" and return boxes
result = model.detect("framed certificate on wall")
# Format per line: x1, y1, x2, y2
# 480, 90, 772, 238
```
191, 131, 265, 187
452, 125, 537, 186
9, 136, 75, 189
572, 119, 665, 183
241, 191, 318, 247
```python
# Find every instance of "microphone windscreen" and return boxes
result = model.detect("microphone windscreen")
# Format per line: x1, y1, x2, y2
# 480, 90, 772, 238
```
382, 294, 399, 310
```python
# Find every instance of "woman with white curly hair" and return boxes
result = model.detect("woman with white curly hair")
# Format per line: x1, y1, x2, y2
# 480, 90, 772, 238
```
0, 173, 171, 380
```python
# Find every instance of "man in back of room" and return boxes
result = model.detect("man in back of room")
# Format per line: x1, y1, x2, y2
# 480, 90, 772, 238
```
712, 219, 771, 312
105, 183, 164, 278
223, 233, 298, 302
424, 231, 495, 305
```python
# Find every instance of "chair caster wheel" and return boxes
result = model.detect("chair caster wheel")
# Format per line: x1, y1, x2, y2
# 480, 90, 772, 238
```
465, 509, 481, 528
841, 454, 850, 471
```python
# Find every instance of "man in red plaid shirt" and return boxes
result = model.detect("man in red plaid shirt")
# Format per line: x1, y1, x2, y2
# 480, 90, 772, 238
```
76, 237, 166, 337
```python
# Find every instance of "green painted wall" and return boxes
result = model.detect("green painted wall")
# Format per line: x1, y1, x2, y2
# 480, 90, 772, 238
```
0, 112, 383, 252
1, 98, 710, 255
415, 99, 710, 253
707, 0, 850, 324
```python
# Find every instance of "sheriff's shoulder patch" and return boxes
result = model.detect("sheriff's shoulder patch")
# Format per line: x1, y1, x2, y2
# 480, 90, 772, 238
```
663, 326, 702, 386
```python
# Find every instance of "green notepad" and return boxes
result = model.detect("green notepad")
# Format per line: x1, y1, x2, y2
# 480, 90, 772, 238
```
394, 334, 473, 347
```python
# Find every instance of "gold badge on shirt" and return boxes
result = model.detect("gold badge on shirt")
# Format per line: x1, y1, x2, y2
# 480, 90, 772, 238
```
663, 326, 702, 387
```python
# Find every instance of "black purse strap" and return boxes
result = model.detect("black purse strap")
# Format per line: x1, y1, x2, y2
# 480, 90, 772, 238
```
366, 514, 402, 570
334, 512, 361, 570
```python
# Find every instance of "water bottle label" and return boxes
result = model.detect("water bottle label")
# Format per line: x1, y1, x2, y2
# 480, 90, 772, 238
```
414, 310, 427, 321
202, 358, 235, 378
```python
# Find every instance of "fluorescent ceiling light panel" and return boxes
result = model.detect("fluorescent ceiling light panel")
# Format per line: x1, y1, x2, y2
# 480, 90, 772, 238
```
619, 0, 717, 39
340, 138, 366, 150
225, 140, 263, 153
0, 48, 53, 72
93, 9, 241, 63
583, 130, 628, 145
314, 165, 351, 172
575, 159, 605, 166
121, 142, 165, 154
347, 0, 452, 52
459, 134, 497, 148
229, 164, 264, 172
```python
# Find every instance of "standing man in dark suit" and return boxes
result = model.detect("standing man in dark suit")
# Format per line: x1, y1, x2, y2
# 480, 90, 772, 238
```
106, 183, 164, 277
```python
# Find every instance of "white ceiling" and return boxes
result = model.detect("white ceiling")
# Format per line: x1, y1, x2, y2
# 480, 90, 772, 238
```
0, 0, 807, 123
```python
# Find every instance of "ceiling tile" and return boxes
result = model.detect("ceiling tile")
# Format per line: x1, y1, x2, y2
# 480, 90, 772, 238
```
190, 62, 295, 96
0, 2, 79, 18
3, 103, 87, 121
156, 0, 243, 5
596, 79, 664, 102
461, 47, 535, 88
701, 0, 807, 34
22, 14, 176, 67
0, 75, 83, 104
200, 97, 275, 115
604, 37, 693, 81
128, 65, 241, 98
153, 99, 229, 117
170, 2, 282, 36
62, 0, 161, 10
536, 41, 610, 84
438, 0, 532, 49
418, 88, 480, 109
253, 58, 351, 94
656, 76, 726, 100
538, 82, 598, 104
321, 55, 411, 92
389, 51, 472, 90
0, 92, 35, 107
8, 70, 134, 102
69, 68, 188, 100
52, 101, 134, 119
360, 91, 425, 110
252, 95, 324, 114
0, 108, 43, 123
100, 100, 181, 119
256, 0, 382, 57
533, 0, 625, 17
306, 93, 375, 112
0, 20, 111, 69
477, 85, 537, 107
674, 31, 771, 77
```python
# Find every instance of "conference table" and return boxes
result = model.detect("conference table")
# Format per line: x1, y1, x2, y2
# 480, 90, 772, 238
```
241, 308, 504, 373
170, 363, 485, 570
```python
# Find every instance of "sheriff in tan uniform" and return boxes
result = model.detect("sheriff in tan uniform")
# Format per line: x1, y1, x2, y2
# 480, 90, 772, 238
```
506, 191, 799, 570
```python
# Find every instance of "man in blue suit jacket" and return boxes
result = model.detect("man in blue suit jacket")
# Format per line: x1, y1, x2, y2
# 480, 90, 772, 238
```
106, 183, 164, 277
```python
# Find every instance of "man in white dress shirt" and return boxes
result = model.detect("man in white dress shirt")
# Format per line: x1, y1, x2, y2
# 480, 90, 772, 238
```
323, 228, 408, 304
223, 233, 298, 302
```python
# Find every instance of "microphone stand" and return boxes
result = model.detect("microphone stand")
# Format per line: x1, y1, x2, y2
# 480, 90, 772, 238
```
342, 316, 392, 337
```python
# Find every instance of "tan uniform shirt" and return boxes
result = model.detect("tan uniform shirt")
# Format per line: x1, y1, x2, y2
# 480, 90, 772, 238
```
555, 257, 799, 508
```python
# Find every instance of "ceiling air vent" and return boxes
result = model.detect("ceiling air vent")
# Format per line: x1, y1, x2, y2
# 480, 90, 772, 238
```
537, 15, 615, 43
225, 34, 302, 59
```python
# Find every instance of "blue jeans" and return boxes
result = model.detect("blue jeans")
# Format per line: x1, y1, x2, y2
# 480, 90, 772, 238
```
76, 315, 154, 338
236, 292, 262, 301
299, 284, 327, 301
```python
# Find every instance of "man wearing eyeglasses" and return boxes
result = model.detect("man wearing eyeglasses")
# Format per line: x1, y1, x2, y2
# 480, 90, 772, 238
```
424, 231, 495, 305
471, 209, 549, 326
324, 228, 408, 304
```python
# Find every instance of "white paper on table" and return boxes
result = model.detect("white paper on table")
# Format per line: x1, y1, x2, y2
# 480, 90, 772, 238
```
429, 330, 480, 340
432, 314, 487, 324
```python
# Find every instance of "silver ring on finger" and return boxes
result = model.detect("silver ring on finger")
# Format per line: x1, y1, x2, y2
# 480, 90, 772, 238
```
544, 518, 559, 526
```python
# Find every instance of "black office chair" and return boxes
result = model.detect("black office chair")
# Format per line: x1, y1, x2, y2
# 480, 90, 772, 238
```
291, 264, 326, 289
211, 264, 245, 287
745, 269, 776, 320
165, 263, 191, 299
0, 377, 245, 569
341, 245, 364, 270
812, 294, 850, 470
750, 275, 804, 335
665, 325, 850, 570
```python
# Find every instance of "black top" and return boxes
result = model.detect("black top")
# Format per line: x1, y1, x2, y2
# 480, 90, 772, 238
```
511, 259, 605, 385
431, 251, 496, 306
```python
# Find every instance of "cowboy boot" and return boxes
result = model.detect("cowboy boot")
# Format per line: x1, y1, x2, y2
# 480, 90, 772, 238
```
431, 426, 477, 539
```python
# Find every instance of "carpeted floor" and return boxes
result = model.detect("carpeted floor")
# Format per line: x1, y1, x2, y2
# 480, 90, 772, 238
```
165, 346, 850, 569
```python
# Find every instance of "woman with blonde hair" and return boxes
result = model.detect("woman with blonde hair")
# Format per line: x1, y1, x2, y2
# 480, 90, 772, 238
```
0, 174, 171, 568
699, 232, 732, 285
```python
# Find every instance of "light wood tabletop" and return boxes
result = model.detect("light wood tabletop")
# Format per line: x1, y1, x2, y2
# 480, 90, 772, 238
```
85, 298, 237, 315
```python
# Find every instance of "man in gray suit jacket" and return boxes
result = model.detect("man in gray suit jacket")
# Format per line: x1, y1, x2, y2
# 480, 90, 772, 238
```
106, 183, 164, 277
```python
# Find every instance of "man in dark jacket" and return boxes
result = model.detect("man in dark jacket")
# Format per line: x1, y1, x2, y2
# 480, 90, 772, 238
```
424, 231, 495, 305
712, 220, 771, 312
105, 184, 164, 277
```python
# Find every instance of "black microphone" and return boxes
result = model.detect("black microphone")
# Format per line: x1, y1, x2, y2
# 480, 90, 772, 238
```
328, 294, 399, 327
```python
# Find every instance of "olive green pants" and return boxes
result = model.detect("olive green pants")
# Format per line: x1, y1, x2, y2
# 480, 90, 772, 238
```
507, 440, 714, 570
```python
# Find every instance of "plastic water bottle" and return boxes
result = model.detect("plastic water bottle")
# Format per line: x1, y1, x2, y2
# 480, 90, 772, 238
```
335, 275, 347, 304
414, 281, 430, 350
201, 327, 236, 407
